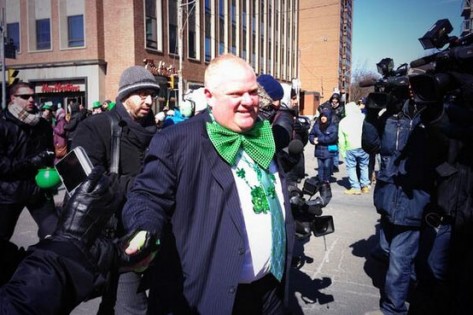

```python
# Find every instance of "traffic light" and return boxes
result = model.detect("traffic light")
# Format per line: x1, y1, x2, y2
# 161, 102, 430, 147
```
7, 68, 19, 86
170, 74, 176, 89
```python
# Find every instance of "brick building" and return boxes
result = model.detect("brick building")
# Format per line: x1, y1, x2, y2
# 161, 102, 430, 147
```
461, 0, 473, 36
2, 0, 301, 113
298, 0, 353, 115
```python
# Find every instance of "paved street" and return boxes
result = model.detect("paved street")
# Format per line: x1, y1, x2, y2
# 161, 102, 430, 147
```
11, 142, 385, 315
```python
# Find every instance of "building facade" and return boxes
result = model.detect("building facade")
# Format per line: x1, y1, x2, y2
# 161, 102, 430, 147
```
298, 0, 352, 114
2, 0, 300, 113
461, 0, 472, 36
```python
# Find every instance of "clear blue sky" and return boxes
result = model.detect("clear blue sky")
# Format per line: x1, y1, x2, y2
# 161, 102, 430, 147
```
352, 0, 464, 75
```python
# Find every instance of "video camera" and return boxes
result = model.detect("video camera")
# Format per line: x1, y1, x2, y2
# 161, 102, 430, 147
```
409, 19, 473, 108
359, 58, 410, 112
288, 176, 335, 240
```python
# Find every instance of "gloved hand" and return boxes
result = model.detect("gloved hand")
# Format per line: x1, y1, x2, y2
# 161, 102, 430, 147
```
30, 150, 55, 168
53, 166, 120, 247
117, 230, 159, 273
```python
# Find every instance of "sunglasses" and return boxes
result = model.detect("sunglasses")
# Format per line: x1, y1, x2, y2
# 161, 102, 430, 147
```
15, 94, 34, 100
136, 90, 158, 100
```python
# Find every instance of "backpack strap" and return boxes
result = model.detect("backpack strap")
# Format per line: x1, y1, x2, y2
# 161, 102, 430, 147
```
108, 113, 122, 173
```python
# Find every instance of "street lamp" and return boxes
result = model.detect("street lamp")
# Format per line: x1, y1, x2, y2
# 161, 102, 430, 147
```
177, 0, 186, 106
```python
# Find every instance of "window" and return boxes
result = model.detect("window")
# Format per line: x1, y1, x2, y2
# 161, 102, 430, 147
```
168, 1, 178, 55
218, 0, 224, 54
205, 0, 211, 62
36, 18, 51, 50
242, 1, 247, 60
67, 15, 84, 47
144, 0, 163, 51
145, 0, 158, 49
7, 23, 20, 52
58, 0, 85, 49
187, 1, 197, 59
231, 0, 236, 54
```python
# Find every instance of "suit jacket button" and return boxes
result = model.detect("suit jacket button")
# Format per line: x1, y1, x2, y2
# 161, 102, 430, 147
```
229, 286, 236, 294
238, 248, 244, 255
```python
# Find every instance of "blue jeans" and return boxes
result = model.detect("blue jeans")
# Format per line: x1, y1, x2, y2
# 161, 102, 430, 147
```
427, 223, 451, 281
380, 219, 420, 315
332, 150, 339, 169
344, 148, 370, 189
317, 157, 333, 182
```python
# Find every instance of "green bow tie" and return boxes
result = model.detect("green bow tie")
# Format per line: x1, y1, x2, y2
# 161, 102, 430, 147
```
206, 120, 276, 169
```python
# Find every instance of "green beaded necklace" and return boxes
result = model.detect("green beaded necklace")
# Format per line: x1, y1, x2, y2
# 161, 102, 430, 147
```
236, 153, 277, 214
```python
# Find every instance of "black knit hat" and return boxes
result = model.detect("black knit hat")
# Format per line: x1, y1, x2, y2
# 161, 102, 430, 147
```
117, 66, 160, 101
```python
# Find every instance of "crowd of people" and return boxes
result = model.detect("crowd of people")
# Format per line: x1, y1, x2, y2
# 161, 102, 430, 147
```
0, 52, 472, 315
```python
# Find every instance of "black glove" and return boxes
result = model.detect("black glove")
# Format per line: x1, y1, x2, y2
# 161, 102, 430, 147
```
29, 150, 55, 168
53, 166, 120, 247
117, 230, 159, 272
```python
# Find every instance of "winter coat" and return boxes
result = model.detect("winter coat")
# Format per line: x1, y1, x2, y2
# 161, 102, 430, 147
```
162, 108, 188, 128
318, 95, 345, 124
0, 109, 54, 204
71, 102, 157, 210
53, 110, 67, 150
64, 108, 87, 144
338, 102, 365, 158
0, 239, 104, 314
309, 109, 338, 159
259, 105, 296, 151
363, 100, 439, 227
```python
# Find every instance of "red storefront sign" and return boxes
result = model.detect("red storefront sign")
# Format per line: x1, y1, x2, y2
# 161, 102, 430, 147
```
41, 83, 81, 93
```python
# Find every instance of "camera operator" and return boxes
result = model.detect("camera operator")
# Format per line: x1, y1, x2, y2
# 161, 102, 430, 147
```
256, 75, 302, 182
409, 70, 473, 315
401, 19, 473, 313
362, 75, 443, 314
257, 74, 294, 149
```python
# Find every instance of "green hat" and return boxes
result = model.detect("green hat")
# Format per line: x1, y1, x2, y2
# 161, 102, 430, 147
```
42, 101, 53, 110
92, 101, 101, 109
108, 101, 116, 110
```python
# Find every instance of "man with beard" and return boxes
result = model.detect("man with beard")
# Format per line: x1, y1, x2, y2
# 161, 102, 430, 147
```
71, 65, 160, 314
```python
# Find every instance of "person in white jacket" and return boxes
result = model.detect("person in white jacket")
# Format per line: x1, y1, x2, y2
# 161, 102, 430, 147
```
338, 102, 370, 194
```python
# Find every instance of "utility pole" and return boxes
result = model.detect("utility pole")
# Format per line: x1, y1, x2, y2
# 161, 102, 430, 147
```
177, 0, 184, 105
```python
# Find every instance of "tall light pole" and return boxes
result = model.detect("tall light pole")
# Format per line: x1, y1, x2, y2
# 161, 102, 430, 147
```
177, 0, 184, 105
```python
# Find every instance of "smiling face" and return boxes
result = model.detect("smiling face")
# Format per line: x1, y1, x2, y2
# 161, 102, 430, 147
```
205, 55, 259, 133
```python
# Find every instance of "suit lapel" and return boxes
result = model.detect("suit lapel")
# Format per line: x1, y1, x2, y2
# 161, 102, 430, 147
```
201, 123, 245, 237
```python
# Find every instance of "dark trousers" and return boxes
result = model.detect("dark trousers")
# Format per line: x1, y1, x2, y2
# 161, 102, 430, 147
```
233, 274, 285, 315
0, 195, 58, 241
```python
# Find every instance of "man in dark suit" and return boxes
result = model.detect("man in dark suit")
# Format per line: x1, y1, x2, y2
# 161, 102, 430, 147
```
122, 54, 295, 314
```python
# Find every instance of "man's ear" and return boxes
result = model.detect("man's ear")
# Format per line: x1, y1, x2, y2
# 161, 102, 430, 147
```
204, 88, 213, 108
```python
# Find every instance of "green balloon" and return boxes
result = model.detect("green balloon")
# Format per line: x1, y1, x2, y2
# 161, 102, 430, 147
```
35, 167, 61, 189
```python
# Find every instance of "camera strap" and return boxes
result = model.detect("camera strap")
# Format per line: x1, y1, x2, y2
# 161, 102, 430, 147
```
108, 113, 122, 174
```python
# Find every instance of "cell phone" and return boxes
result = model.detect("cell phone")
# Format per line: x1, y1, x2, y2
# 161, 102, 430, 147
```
55, 146, 93, 196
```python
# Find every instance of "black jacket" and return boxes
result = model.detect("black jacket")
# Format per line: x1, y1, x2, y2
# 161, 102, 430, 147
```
71, 102, 156, 212
362, 101, 440, 226
0, 239, 103, 315
0, 109, 54, 204
64, 109, 87, 143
